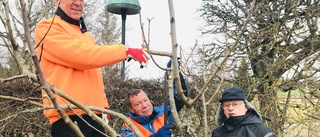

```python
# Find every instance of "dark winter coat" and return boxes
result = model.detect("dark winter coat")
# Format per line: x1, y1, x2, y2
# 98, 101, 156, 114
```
211, 111, 275, 137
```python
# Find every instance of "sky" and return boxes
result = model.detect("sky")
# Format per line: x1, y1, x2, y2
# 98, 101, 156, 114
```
0, 0, 204, 79
119, 0, 204, 80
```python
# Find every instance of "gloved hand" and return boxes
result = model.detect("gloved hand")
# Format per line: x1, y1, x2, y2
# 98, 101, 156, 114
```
101, 114, 110, 124
152, 124, 175, 137
126, 48, 149, 68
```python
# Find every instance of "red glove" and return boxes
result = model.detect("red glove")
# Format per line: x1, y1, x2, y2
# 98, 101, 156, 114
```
126, 48, 149, 68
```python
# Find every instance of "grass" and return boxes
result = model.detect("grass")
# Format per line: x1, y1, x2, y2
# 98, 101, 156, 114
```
277, 90, 320, 137
277, 89, 304, 97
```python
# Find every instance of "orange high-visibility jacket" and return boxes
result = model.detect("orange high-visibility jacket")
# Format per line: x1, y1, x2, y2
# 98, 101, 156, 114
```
34, 15, 126, 124
124, 115, 165, 137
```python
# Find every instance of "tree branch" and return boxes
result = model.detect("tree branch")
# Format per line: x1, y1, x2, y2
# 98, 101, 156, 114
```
18, 0, 84, 136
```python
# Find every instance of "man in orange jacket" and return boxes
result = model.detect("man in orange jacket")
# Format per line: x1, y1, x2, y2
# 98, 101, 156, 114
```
120, 59, 188, 137
34, 0, 148, 136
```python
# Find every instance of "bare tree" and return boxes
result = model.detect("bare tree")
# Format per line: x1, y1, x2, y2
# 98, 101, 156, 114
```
199, 0, 320, 136
0, 0, 281, 136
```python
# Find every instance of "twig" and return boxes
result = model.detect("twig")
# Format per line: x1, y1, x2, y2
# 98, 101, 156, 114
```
0, 95, 44, 107
52, 87, 144, 137
303, 112, 320, 120
0, 93, 144, 137
138, 13, 169, 70
180, 40, 198, 73
184, 0, 258, 106
0, 107, 43, 123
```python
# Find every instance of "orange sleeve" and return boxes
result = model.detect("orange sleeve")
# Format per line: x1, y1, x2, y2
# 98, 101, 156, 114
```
35, 17, 127, 70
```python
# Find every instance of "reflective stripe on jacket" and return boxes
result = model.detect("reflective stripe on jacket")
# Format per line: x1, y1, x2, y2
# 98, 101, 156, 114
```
125, 115, 165, 137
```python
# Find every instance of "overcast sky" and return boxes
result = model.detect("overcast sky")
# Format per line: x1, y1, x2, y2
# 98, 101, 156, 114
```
122, 0, 204, 80
0, 0, 204, 79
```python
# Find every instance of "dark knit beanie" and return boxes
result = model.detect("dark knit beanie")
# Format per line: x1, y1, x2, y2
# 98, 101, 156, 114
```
219, 87, 247, 102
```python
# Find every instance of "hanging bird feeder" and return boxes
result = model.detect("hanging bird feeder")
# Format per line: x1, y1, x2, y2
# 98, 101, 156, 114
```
107, 0, 141, 81
107, 0, 141, 15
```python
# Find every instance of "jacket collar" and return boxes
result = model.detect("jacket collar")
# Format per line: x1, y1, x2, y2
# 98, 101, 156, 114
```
216, 99, 264, 126
129, 106, 163, 125
224, 111, 262, 131
55, 7, 87, 33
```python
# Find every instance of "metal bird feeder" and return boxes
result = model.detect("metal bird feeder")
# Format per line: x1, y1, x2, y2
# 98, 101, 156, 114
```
107, 0, 141, 81
107, 0, 141, 15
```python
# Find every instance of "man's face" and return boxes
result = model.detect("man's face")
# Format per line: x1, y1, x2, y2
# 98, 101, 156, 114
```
129, 91, 153, 119
55, 0, 84, 20
222, 100, 247, 118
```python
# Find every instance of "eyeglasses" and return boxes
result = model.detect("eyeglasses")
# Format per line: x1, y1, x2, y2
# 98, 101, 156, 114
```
222, 101, 244, 109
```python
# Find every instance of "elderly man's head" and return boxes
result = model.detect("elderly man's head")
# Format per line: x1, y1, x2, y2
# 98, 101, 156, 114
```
220, 88, 248, 118
127, 89, 154, 119
55, 0, 84, 20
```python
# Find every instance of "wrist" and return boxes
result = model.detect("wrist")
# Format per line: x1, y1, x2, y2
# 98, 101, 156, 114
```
126, 47, 129, 56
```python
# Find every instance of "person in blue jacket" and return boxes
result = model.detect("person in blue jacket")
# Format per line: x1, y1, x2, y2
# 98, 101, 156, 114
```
120, 59, 188, 137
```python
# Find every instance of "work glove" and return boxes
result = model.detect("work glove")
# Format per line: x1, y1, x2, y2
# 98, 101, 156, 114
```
126, 48, 149, 68
151, 124, 175, 137
101, 114, 110, 124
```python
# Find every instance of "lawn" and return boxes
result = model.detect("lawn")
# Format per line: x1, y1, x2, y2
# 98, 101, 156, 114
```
277, 90, 320, 137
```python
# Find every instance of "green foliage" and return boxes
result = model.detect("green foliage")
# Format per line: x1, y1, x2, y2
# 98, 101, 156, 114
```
89, 4, 121, 45
0, 57, 21, 78
5, 57, 21, 77
0, 63, 7, 78
234, 58, 256, 101
277, 89, 304, 97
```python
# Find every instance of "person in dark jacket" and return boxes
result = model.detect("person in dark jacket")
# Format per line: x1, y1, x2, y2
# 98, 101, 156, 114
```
211, 87, 276, 137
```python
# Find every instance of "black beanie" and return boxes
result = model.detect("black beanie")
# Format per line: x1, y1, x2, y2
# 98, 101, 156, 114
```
219, 87, 247, 102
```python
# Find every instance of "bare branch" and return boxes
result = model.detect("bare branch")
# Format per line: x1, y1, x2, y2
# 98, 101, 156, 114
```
303, 112, 320, 120
138, 13, 168, 70
2, 0, 19, 50
186, 0, 257, 106
167, 0, 183, 130
18, 0, 84, 136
